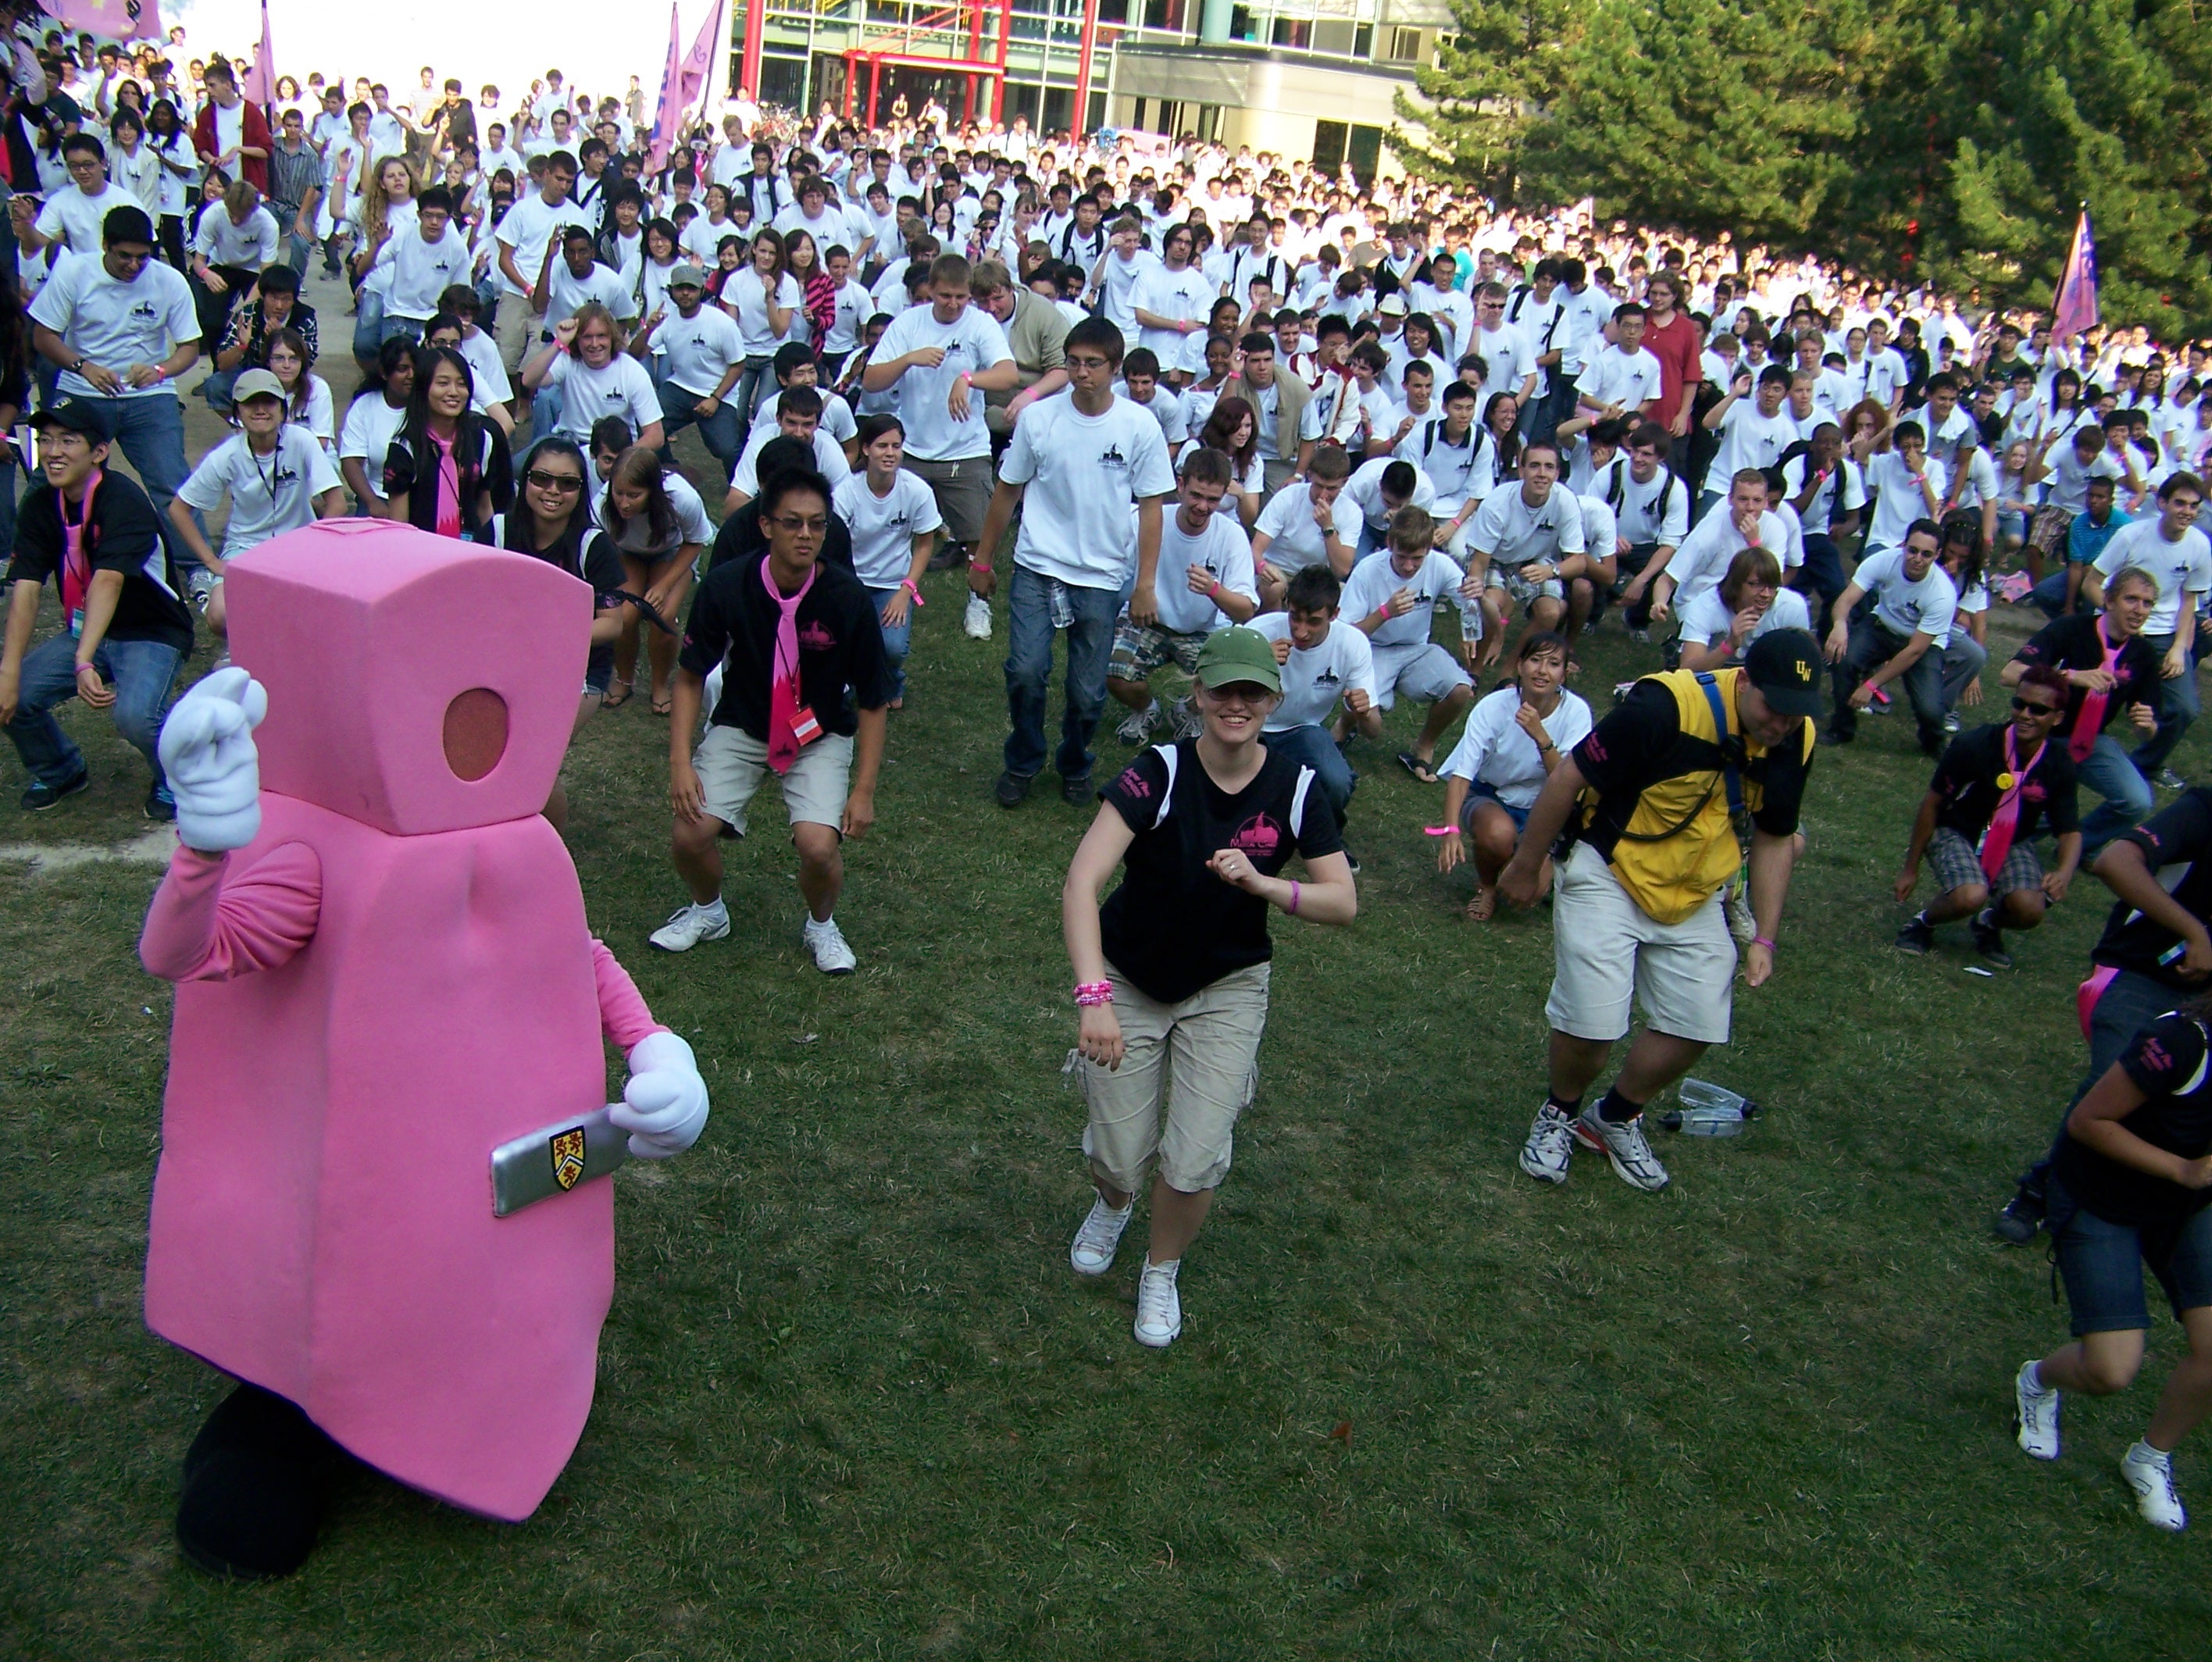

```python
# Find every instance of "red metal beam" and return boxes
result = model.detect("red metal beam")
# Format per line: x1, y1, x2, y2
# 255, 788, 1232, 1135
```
740, 0, 766, 98
1072, 0, 1101, 138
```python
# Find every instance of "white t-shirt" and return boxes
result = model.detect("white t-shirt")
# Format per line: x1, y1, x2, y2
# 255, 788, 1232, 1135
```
2045, 442, 2125, 515
1341, 548, 1478, 651
1398, 416, 1486, 514
454, 330, 512, 413
655, 302, 744, 398
338, 392, 409, 480
1133, 261, 1213, 375
2096, 520, 2212, 633
1149, 508, 1258, 635
822, 278, 872, 355
494, 192, 595, 301
1254, 481, 1361, 572
1467, 483, 1587, 568
1094, 247, 1160, 341
999, 391, 1176, 589
1471, 322, 1534, 394
872, 303, 1013, 462
34, 182, 133, 255
541, 351, 662, 444
177, 427, 341, 556
373, 224, 470, 321
1664, 508, 1791, 609
1439, 686, 1595, 810
1592, 459, 1691, 549
27, 255, 200, 401
1577, 343, 1663, 413
1125, 384, 1189, 449
1862, 451, 1946, 552
1781, 453, 1868, 532
598, 470, 712, 559
1250, 612, 1375, 732
728, 426, 853, 498
1854, 546, 1959, 640
681, 213, 744, 266
1707, 398, 1800, 483
1676, 584, 1812, 662
833, 468, 944, 588
748, 390, 858, 448
1342, 455, 1437, 533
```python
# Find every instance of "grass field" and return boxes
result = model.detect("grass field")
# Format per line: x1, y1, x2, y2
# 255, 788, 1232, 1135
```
5, 285, 2212, 1658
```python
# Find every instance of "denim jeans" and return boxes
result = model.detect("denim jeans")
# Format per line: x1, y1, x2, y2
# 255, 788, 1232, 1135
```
1004, 564, 1118, 781
1829, 616, 1945, 751
1794, 533, 1849, 640
77, 394, 194, 564
1940, 632, 1988, 711
531, 380, 567, 445
865, 585, 914, 701
2030, 567, 2089, 620
5, 631, 181, 788
2131, 630, 2200, 776
2075, 730, 2157, 851
351, 286, 386, 365
1261, 722, 1357, 820
733, 355, 777, 426
658, 380, 746, 473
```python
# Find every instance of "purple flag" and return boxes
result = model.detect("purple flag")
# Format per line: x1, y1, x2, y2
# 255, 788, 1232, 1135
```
2052, 207, 2100, 343
676, 0, 730, 120
242, 0, 276, 107
648, 2, 683, 173
39, 0, 164, 41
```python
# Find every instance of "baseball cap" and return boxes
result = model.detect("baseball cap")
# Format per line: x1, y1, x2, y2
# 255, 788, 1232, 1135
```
669, 262, 707, 287
1193, 626, 1282, 695
233, 368, 287, 405
1742, 628, 1823, 722
27, 399, 112, 442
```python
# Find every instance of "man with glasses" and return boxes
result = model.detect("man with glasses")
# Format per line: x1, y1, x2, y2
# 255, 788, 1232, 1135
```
1469, 283, 1537, 413
16, 132, 130, 258
652, 468, 892, 973
1821, 518, 1958, 756
1893, 664, 2082, 967
27, 207, 201, 580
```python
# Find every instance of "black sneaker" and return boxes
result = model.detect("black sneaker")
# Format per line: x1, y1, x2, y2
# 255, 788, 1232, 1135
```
1343, 843, 1361, 875
145, 783, 177, 822
1972, 912, 2014, 969
926, 541, 969, 572
1894, 916, 1935, 954
21, 770, 90, 811
1061, 771, 1093, 806
1994, 1189, 2045, 1245
994, 769, 1032, 808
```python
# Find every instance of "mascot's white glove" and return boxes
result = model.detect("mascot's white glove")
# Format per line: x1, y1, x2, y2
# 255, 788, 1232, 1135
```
156, 666, 269, 854
611, 1030, 709, 1159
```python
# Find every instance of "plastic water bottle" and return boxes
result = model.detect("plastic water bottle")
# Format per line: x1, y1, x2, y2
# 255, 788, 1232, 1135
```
1661, 1078, 1759, 1136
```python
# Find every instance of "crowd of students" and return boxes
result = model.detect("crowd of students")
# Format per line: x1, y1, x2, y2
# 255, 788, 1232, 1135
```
9, 23, 2212, 1533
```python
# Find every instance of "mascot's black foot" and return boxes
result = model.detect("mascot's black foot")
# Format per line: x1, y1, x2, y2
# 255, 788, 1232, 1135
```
176, 1383, 336, 1579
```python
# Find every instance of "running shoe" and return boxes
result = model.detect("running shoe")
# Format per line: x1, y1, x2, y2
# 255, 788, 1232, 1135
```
1518, 1100, 1575, 1185
2014, 1361, 2060, 1460
2121, 1442, 2188, 1531
649, 899, 730, 952
1572, 1104, 1671, 1191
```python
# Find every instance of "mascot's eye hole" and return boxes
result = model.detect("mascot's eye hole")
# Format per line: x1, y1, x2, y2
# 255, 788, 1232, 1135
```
443, 688, 509, 782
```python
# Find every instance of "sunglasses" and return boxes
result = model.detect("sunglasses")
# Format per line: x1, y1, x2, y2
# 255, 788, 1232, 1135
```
525, 469, 583, 492
2012, 697, 2061, 716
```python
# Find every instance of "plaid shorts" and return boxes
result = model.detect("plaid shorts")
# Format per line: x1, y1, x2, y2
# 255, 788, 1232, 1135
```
1927, 826, 2043, 897
2028, 505, 2074, 556
1486, 562, 1566, 607
1109, 619, 1208, 683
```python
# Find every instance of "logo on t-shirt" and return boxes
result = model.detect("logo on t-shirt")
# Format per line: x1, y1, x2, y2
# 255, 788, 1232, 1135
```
1312, 667, 1340, 687
1099, 444, 1128, 468
1230, 813, 1282, 857
798, 622, 836, 651
1115, 765, 1151, 800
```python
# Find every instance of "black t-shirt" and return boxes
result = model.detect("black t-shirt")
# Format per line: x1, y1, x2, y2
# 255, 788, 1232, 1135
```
383, 423, 516, 540
1572, 679, 1811, 863
1927, 722, 2079, 843
493, 512, 625, 683
677, 553, 890, 739
2011, 614, 2159, 741
2093, 787, 2212, 987
2055, 1011, 2212, 1230
4, 472, 193, 654
1097, 740, 1343, 1004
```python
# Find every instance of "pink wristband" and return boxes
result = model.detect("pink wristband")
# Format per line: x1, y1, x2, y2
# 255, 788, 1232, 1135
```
1753, 936, 1776, 952
1287, 880, 1301, 915
1074, 979, 1114, 1008
901, 577, 925, 605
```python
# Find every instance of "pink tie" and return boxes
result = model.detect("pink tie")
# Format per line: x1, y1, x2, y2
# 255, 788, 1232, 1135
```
2068, 618, 2123, 763
1979, 726, 2046, 883
762, 555, 816, 776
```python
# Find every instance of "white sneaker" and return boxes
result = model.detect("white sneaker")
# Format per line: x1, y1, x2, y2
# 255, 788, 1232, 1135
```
649, 899, 730, 952
2014, 1360, 2060, 1460
1115, 701, 1161, 744
1572, 1104, 1671, 1191
1069, 1195, 1134, 1275
803, 915, 857, 975
1518, 1100, 1575, 1185
963, 594, 993, 640
2121, 1441, 2188, 1531
1133, 1257, 1183, 1347
1167, 695, 1204, 740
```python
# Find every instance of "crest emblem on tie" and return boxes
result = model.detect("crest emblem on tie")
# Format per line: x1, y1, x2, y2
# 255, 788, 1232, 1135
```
549, 1127, 587, 1191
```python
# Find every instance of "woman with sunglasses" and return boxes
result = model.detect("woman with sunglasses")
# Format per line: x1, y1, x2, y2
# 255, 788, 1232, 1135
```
489, 437, 626, 828
1062, 626, 1356, 1350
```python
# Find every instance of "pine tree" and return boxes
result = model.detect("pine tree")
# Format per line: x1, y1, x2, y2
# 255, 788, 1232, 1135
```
1393, 0, 1583, 204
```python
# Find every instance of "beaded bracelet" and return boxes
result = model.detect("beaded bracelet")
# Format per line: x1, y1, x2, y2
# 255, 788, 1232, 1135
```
1075, 981, 1115, 1008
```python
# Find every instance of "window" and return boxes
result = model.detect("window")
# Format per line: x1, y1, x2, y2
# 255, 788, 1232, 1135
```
1272, 16, 1311, 48
1229, 5, 1256, 41
1384, 27, 1422, 62
1313, 119, 1382, 183
1312, 20, 1356, 55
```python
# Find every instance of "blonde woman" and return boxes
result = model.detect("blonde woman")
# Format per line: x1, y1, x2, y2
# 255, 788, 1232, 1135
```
349, 155, 419, 370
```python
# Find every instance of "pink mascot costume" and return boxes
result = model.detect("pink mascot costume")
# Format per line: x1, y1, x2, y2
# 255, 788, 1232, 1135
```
137, 521, 708, 1578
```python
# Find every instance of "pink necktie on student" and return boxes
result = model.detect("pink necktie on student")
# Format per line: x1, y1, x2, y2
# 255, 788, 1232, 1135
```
762, 555, 816, 776
1979, 726, 2046, 883
2068, 618, 2124, 763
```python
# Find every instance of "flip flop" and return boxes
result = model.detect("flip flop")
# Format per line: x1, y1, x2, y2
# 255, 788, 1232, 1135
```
602, 676, 633, 710
651, 691, 674, 717
1397, 751, 1440, 786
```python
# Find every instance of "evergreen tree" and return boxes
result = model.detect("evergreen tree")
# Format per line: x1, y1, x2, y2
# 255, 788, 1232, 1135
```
1393, 0, 1582, 204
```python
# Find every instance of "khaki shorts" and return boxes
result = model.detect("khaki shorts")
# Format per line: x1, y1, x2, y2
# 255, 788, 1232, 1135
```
494, 291, 541, 380
1544, 841, 1735, 1044
1079, 961, 1270, 1194
902, 455, 994, 545
692, 725, 853, 836
1369, 640, 1472, 711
